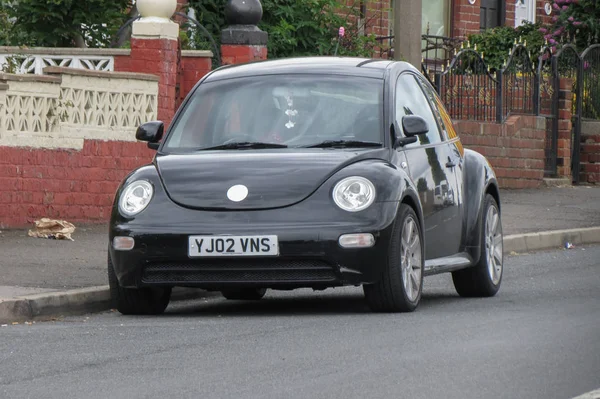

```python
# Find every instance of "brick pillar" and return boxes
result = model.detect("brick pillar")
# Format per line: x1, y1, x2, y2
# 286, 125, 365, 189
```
556, 77, 573, 178
220, 0, 268, 65
130, 0, 181, 127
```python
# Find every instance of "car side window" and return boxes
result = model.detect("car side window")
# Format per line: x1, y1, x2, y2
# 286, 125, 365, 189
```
415, 77, 450, 141
394, 74, 443, 146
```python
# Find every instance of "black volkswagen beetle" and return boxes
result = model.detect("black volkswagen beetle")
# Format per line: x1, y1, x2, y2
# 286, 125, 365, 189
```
108, 57, 503, 314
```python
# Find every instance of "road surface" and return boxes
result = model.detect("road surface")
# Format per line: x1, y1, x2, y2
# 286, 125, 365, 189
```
1, 246, 599, 399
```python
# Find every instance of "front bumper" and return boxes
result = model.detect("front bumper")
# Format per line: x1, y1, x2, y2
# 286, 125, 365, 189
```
109, 203, 399, 290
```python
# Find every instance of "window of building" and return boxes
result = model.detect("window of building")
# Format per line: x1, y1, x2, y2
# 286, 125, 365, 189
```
422, 0, 451, 37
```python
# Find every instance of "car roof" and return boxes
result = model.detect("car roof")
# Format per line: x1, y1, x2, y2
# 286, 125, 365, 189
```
203, 56, 416, 82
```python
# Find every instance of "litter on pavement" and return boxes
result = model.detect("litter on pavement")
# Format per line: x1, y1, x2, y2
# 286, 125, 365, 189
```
27, 218, 76, 241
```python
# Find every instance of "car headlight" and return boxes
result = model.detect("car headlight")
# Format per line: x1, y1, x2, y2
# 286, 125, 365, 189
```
119, 180, 154, 217
332, 176, 376, 212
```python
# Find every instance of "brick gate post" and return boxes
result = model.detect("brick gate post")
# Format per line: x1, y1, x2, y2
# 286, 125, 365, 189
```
130, 0, 181, 127
220, 0, 268, 65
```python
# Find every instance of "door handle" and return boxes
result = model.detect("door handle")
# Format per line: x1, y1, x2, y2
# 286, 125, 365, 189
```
446, 160, 456, 168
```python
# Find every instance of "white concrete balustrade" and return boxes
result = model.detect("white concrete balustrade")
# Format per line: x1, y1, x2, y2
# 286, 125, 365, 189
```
0, 47, 130, 75
0, 67, 158, 149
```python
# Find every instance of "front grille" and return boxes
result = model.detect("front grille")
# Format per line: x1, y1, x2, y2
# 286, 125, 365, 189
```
141, 259, 338, 284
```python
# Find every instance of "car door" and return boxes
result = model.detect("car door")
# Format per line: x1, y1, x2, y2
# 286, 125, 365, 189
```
394, 72, 456, 260
416, 76, 466, 255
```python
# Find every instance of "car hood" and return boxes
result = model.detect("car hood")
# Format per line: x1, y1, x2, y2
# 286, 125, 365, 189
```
155, 148, 387, 210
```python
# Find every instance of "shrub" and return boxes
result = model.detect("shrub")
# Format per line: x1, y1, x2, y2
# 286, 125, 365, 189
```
186, 0, 382, 59
465, 22, 545, 71
543, 0, 600, 51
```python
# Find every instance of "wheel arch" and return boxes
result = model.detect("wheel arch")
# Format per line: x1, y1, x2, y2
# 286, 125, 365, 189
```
485, 180, 501, 214
463, 149, 500, 264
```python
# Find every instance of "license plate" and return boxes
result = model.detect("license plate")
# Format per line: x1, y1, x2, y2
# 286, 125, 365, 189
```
188, 235, 279, 257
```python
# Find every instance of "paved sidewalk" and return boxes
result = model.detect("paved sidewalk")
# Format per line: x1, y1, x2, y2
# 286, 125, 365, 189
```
1, 186, 599, 299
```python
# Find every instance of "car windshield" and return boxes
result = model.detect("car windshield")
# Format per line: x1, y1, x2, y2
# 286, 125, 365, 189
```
162, 74, 384, 151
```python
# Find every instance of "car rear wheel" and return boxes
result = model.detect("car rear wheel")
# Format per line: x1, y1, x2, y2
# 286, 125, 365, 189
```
363, 203, 423, 312
221, 288, 267, 300
107, 254, 171, 315
452, 194, 503, 297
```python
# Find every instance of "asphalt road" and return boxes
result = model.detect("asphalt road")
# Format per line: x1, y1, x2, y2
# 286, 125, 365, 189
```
1, 246, 599, 399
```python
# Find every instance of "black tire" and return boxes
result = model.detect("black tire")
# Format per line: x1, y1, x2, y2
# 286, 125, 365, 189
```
107, 253, 171, 315
452, 194, 503, 297
221, 288, 267, 300
363, 203, 424, 312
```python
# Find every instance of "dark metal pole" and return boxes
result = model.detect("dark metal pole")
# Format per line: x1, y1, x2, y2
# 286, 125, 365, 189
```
533, 64, 540, 115
496, 70, 503, 123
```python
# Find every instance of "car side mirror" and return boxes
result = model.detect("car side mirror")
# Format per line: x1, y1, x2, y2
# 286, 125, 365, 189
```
136, 121, 164, 150
402, 115, 429, 137
393, 116, 429, 148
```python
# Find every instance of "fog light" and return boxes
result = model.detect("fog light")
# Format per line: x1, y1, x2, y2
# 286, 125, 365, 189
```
113, 236, 135, 251
338, 233, 375, 248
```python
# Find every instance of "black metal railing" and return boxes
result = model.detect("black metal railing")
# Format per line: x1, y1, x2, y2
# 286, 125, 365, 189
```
435, 48, 498, 122
422, 34, 463, 73
502, 44, 537, 121
374, 34, 463, 74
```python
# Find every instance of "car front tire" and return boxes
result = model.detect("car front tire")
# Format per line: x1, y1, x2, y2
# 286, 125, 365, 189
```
452, 194, 503, 297
108, 254, 172, 315
363, 203, 424, 312
221, 288, 267, 300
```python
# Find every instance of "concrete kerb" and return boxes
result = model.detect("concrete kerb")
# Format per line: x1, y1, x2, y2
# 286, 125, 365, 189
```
0, 287, 219, 324
2, 226, 599, 324
503, 226, 600, 253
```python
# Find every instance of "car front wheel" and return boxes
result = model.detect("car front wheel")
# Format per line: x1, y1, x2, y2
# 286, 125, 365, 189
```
452, 194, 503, 297
108, 254, 172, 315
363, 203, 424, 312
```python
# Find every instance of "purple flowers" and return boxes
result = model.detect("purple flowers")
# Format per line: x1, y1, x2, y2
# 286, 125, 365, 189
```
568, 16, 574, 22
338, 26, 345, 37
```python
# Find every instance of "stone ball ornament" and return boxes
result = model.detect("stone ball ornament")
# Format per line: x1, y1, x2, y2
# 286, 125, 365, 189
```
225, 0, 263, 26
136, 0, 177, 19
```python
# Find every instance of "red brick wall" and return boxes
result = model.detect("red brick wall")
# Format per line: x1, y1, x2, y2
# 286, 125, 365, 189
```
580, 149, 600, 184
179, 56, 212, 105
452, 3, 480, 39
363, 0, 391, 37
455, 115, 546, 188
505, 5, 515, 28
536, 0, 553, 26
113, 54, 132, 72
0, 141, 154, 228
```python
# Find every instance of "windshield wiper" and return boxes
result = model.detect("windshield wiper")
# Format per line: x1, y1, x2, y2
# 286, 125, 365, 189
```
303, 140, 383, 149
199, 142, 288, 151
